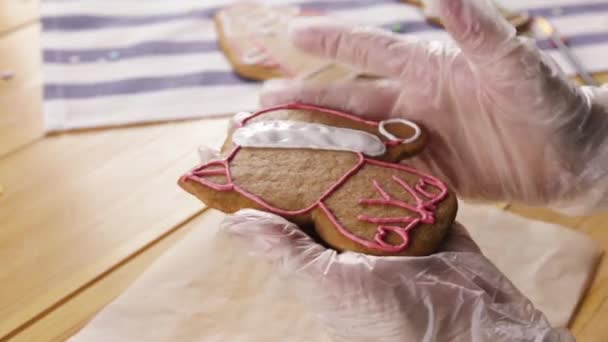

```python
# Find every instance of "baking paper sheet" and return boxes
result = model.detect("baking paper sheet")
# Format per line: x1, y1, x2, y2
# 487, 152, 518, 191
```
68, 203, 602, 341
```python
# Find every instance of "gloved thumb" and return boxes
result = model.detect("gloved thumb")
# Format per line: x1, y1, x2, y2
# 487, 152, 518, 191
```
220, 209, 331, 273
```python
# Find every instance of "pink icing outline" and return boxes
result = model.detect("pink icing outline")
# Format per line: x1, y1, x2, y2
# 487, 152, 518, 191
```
181, 103, 449, 252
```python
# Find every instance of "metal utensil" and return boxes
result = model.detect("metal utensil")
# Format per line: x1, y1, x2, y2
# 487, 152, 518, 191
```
533, 17, 598, 86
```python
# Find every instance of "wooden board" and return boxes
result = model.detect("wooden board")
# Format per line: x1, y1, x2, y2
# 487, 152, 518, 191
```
0, 0, 39, 35
3, 210, 219, 342
507, 205, 608, 341
0, 24, 44, 157
581, 72, 608, 86
0, 117, 229, 339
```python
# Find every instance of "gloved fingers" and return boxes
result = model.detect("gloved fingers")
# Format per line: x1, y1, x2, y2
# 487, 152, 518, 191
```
220, 209, 332, 274
260, 78, 401, 120
288, 17, 438, 78
309, 223, 481, 289
438, 0, 517, 66
344, 223, 481, 285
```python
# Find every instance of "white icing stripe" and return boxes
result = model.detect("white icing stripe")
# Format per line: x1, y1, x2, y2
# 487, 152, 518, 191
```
233, 120, 386, 156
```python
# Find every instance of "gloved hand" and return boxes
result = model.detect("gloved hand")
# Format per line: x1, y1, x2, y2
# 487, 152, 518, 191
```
261, 0, 608, 214
221, 209, 573, 342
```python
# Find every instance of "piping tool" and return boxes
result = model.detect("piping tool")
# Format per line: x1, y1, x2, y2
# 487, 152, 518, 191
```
532, 17, 598, 86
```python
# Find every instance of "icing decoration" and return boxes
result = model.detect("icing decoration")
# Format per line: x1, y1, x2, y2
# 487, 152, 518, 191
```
238, 44, 281, 68
242, 47, 273, 65
379, 118, 422, 145
182, 103, 448, 253
232, 120, 387, 157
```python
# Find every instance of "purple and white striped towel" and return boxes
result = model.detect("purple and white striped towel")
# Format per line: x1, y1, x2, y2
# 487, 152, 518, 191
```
42, 0, 608, 131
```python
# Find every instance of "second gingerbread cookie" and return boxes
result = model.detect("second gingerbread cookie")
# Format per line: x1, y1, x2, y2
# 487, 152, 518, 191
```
179, 103, 457, 256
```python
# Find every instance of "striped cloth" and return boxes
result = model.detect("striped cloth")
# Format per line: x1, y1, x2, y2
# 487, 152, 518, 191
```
42, 0, 608, 131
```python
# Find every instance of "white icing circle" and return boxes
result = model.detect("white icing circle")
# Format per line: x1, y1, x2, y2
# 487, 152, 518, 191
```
378, 119, 421, 144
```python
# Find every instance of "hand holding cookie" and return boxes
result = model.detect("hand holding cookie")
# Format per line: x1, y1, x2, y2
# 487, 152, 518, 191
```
180, 104, 457, 256
262, 0, 608, 213
220, 209, 573, 342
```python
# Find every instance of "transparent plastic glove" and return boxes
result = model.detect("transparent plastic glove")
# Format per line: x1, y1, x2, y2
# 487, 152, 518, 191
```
261, 0, 608, 214
221, 209, 573, 342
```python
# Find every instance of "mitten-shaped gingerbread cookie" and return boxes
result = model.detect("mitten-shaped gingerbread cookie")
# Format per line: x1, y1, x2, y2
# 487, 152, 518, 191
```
179, 103, 457, 256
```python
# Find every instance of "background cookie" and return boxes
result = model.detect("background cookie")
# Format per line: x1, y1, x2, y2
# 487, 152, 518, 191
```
215, 4, 328, 81
215, 4, 378, 83
179, 104, 457, 256
215, 4, 289, 81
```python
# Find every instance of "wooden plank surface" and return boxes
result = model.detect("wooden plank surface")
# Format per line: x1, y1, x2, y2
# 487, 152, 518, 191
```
0, 117, 229, 339
507, 205, 608, 341
3, 210, 221, 342
0, 24, 44, 157
0, 0, 39, 35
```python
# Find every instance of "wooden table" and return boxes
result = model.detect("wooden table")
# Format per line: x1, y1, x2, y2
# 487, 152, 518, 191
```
2, 8, 608, 342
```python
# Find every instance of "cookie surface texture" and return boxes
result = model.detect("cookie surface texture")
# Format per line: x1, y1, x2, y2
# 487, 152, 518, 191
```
179, 103, 457, 256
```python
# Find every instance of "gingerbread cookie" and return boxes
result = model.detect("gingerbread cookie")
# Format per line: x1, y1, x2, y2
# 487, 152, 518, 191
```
215, 3, 359, 83
179, 104, 457, 256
